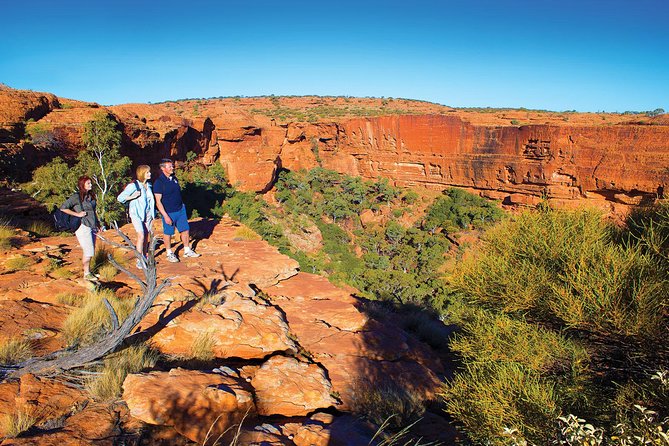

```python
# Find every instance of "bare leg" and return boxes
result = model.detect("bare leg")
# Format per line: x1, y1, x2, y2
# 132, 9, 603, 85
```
136, 231, 145, 257
83, 255, 92, 276
180, 230, 190, 251
164, 234, 172, 253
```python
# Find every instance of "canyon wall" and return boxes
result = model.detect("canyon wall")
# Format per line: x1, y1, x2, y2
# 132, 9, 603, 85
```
196, 114, 669, 208
321, 115, 669, 206
3, 87, 669, 208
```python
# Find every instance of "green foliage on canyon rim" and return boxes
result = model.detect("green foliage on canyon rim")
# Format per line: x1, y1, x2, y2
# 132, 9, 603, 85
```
25, 113, 131, 225
443, 205, 669, 444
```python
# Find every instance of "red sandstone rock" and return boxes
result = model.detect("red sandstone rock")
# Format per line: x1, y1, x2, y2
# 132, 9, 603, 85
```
264, 273, 444, 410
122, 368, 254, 444
251, 356, 337, 416
0, 300, 68, 355
146, 294, 296, 359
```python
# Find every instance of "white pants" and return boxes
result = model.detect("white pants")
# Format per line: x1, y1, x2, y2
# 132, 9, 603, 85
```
75, 224, 96, 258
130, 217, 153, 236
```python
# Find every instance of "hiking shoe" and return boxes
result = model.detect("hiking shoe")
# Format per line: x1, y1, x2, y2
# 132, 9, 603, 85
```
166, 252, 180, 263
84, 273, 99, 282
183, 249, 201, 258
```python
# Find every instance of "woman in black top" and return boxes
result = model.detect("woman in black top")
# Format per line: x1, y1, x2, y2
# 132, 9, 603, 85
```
60, 176, 100, 282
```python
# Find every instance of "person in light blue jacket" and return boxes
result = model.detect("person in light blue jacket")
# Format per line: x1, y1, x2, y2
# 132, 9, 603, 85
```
117, 165, 155, 266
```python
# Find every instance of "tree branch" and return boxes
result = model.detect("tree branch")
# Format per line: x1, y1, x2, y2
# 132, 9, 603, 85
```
7, 226, 170, 378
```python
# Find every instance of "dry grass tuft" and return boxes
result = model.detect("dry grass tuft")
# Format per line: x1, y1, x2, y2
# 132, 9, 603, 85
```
96, 263, 118, 281
0, 220, 15, 250
56, 292, 85, 307
1, 407, 38, 438
4, 256, 33, 273
91, 246, 127, 274
351, 380, 426, 430
62, 289, 135, 347
50, 267, 73, 279
86, 344, 160, 400
0, 337, 33, 365
233, 226, 261, 241
27, 220, 54, 237
189, 331, 216, 360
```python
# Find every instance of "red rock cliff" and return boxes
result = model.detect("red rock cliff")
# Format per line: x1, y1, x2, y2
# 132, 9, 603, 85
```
319, 115, 669, 206
3, 87, 669, 208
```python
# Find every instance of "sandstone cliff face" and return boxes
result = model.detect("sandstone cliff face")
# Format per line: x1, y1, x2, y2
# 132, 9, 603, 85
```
3, 86, 669, 209
324, 115, 669, 206
115, 108, 669, 208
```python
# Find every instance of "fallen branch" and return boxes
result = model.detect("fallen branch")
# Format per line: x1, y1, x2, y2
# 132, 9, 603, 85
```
8, 225, 170, 378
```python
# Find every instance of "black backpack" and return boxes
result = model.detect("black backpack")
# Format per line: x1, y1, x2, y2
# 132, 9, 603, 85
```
53, 194, 83, 233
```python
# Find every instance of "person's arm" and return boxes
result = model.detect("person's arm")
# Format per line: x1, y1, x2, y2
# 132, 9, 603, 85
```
117, 183, 139, 203
154, 193, 172, 225
60, 195, 86, 218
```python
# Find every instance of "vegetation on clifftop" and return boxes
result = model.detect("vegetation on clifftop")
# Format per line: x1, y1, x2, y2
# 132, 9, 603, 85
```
443, 206, 669, 444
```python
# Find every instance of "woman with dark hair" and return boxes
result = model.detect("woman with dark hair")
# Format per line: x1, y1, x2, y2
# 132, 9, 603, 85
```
60, 176, 100, 282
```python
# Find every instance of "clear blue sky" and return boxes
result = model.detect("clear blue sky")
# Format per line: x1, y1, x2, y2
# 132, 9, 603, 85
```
1, 0, 667, 112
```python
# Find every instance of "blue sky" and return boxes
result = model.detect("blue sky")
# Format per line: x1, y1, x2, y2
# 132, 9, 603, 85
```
1, 0, 667, 112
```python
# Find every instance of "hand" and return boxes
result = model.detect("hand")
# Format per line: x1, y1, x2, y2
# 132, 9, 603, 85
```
77, 211, 87, 218
164, 216, 173, 225
128, 191, 141, 200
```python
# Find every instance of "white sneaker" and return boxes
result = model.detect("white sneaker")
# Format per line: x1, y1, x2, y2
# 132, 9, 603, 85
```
183, 249, 201, 258
166, 251, 180, 263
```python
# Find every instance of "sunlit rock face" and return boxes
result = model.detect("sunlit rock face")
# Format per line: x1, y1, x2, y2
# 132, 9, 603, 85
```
4, 85, 669, 207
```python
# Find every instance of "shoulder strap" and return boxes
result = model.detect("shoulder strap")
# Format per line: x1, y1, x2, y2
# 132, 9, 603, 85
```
134, 180, 141, 192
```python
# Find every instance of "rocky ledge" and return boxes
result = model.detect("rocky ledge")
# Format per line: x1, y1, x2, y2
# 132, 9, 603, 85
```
0, 217, 449, 445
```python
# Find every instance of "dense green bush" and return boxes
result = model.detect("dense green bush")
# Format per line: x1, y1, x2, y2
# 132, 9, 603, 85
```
444, 206, 669, 444
423, 187, 503, 234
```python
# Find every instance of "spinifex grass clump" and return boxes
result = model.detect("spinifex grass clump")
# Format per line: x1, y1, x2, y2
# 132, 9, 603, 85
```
86, 343, 159, 400
62, 289, 135, 347
0, 219, 15, 250
26, 220, 54, 237
1, 406, 38, 439
444, 206, 669, 444
0, 337, 33, 365
4, 255, 33, 273
90, 246, 126, 276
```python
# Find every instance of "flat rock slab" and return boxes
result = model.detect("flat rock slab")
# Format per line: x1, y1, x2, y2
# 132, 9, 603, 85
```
0, 300, 68, 355
122, 368, 254, 444
143, 294, 296, 359
251, 356, 337, 417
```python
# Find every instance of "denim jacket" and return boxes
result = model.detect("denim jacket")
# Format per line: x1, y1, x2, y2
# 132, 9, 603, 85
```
117, 181, 155, 222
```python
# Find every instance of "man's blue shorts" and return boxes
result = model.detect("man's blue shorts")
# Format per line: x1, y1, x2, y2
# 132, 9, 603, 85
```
162, 205, 190, 236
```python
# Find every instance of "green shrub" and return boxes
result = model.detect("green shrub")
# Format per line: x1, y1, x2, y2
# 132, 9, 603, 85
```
423, 187, 503, 234
442, 362, 559, 444
449, 308, 589, 375
445, 207, 669, 443
452, 208, 666, 338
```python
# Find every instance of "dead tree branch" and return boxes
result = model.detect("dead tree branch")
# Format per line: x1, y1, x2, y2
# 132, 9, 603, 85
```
8, 226, 170, 378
